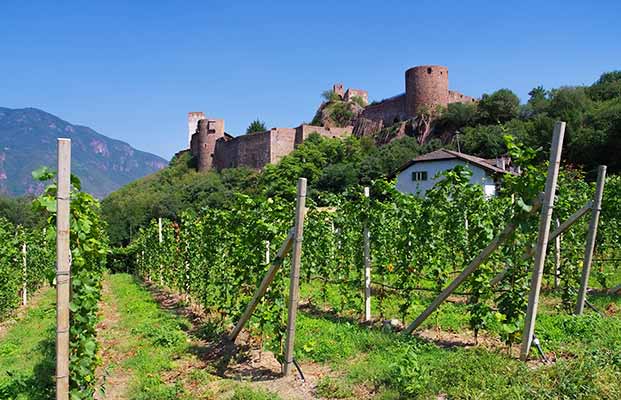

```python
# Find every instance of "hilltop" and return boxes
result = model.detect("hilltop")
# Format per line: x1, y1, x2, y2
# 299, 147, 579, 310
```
0, 107, 167, 198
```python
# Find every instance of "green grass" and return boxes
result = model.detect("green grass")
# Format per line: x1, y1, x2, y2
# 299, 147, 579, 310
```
107, 273, 282, 400
0, 288, 56, 400
290, 307, 621, 399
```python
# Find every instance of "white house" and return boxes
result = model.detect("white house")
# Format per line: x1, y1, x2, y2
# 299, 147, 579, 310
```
394, 149, 515, 197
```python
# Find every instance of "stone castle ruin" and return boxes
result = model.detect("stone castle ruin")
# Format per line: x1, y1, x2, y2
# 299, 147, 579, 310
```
188, 117, 351, 172
361, 65, 475, 124
186, 65, 474, 172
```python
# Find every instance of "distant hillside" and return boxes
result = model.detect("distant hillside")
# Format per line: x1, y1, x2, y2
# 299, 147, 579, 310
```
0, 107, 167, 198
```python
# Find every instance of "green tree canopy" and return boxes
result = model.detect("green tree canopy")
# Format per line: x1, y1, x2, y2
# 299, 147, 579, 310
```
476, 89, 521, 124
246, 119, 267, 134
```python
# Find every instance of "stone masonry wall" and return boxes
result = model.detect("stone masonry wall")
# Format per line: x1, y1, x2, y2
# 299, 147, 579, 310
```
360, 94, 407, 124
344, 89, 369, 105
270, 128, 296, 164
294, 124, 352, 145
448, 90, 477, 105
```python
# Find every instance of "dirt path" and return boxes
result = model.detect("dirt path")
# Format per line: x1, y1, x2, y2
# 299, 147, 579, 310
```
95, 278, 133, 399
143, 282, 333, 400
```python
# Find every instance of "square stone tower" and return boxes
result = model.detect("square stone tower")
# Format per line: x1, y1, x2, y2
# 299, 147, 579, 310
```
187, 112, 206, 146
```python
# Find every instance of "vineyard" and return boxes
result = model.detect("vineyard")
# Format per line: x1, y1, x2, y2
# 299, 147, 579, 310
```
2, 130, 621, 399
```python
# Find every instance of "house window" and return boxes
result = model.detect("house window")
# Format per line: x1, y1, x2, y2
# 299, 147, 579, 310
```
412, 171, 428, 181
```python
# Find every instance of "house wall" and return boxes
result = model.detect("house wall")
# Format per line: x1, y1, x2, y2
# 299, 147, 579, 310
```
395, 159, 497, 197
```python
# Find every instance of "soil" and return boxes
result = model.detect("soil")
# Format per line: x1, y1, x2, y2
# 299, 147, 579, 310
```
95, 280, 132, 400
142, 281, 340, 400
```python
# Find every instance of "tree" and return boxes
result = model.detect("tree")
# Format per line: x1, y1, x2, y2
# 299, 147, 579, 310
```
476, 89, 520, 124
246, 119, 267, 134
588, 71, 621, 102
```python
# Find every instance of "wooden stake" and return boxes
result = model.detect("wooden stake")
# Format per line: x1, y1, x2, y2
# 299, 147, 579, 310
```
228, 230, 294, 341
520, 121, 565, 361
554, 219, 561, 289
56, 138, 71, 400
575, 165, 607, 315
158, 218, 163, 285
22, 243, 27, 306
363, 187, 371, 322
283, 178, 307, 376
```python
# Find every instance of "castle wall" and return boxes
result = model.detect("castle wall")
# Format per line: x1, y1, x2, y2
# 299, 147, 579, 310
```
360, 94, 407, 124
294, 124, 352, 145
448, 90, 477, 105
270, 129, 296, 164
344, 89, 369, 105
405, 65, 449, 115
214, 128, 297, 170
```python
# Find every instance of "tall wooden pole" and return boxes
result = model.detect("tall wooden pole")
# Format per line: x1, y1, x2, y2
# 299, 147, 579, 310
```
575, 165, 607, 315
56, 138, 71, 400
158, 217, 163, 285
520, 121, 565, 361
554, 219, 561, 289
363, 187, 372, 322
22, 243, 27, 306
283, 178, 307, 376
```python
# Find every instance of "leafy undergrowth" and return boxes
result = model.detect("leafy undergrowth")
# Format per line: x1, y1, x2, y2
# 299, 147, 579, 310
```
103, 273, 281, 400
292, 298, 621, 399
0, 287, 56, 399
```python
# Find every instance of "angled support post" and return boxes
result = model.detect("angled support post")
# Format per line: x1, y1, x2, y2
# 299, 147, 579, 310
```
490, 200, 592, 286
401, 202, 538, 335
56, 138, 71, 400
228, 229, 294, 342
575, 165, 607, 315
520, 121, 565, 361
283, 178, 307, 376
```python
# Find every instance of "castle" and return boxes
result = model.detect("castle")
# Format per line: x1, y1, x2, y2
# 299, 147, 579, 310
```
187, 65, 473, 172
188, 115, 352, 171
360, 65, 475, 124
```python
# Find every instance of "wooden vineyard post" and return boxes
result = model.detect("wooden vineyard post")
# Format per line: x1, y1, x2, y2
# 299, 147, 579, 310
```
56, 138, 71, 400
520, 121, 565, 361
158, 217, 163, 285
575, 165, 607, 315
554, 219, 561, 289
283, 178, 307, 376
22, 243, 27, 306
363, 187, 372, 322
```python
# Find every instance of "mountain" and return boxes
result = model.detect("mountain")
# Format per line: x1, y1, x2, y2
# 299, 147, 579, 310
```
0, 107, 167, 198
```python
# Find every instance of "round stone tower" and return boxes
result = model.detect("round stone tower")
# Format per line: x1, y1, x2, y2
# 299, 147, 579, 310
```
405, 65, 449, 116
191, 118, 225, 171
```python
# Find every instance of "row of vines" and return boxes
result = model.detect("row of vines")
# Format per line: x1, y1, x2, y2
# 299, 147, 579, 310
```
0, 218, 54, 320
129, 145, 621, 353
0, 169, 109, 399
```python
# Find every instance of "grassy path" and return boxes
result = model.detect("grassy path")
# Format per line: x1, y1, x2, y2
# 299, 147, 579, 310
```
98, 273, 283, 400
0, 287, 56, 399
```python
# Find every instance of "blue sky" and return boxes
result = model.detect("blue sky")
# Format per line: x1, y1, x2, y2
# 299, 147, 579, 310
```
1, 0, 620, 160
